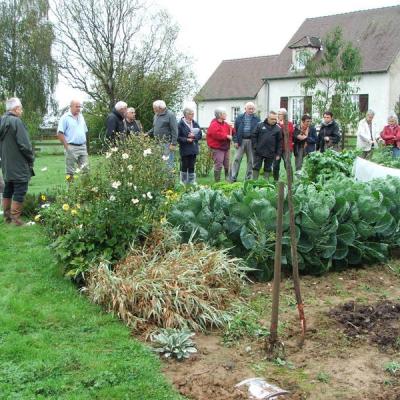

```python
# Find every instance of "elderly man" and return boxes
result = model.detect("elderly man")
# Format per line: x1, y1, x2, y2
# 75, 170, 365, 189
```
0, 97, 34, 225
317, 111, 341, 152
251, 111, 281, 180
106, 101, 127, 142
148, 100, 178, 168
230, 102, 260, 182
124, 107, 143, 137
57, 99, 89, 180
356, 110, 379, 159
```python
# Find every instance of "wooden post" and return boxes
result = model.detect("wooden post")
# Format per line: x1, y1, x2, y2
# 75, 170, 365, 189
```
267, 181, 285, 357
283, 113, 306, 346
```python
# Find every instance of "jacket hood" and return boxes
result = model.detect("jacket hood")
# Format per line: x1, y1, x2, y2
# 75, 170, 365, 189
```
112, 108, 124, 120
0, 112, 15, 141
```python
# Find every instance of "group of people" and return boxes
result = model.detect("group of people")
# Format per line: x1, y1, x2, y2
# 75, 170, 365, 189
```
205, 102, 340, 182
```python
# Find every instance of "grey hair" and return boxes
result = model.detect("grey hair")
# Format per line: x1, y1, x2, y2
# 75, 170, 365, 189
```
388, 114, 398, 123
6, 97, 22, 111
127, 107, 135, 113
269, 110, 278, 115
366, 109, 375, 117
70, 99, 82, 107
278, 108, 287, 114
214, 107, 227, 119
153, 100, 166, 110
115, 101, 127, 111
183, 107, 194, 116
245, 102, 256, 109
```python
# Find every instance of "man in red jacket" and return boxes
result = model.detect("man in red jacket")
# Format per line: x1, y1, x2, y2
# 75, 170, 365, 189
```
206, 108, 234, 182
273, 108, 294, 181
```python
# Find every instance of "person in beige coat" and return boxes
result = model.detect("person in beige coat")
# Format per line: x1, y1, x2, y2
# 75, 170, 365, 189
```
356, 110, 379, 159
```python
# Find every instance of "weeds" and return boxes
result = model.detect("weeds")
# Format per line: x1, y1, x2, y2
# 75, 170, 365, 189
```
384, 361, 400, 376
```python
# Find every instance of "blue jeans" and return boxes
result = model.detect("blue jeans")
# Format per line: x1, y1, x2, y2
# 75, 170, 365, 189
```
393, 147, 400, 158
163, 144, 175, 169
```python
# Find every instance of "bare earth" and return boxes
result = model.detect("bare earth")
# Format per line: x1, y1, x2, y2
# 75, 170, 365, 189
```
159, 264, 400, 400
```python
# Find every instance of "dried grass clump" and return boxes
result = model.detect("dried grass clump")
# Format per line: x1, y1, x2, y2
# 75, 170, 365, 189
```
86, 226, 247, 332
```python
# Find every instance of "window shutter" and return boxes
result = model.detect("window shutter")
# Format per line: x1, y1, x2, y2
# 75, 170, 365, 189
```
280, 97, 288, 110
304, 96, 312, 115
359, 94, 369, 113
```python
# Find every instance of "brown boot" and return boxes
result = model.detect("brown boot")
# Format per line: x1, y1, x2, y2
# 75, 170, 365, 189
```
2, 197, 12, 223
10, 201, 24, 226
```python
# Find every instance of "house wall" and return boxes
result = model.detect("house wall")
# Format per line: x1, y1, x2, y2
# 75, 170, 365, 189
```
389, 52, 400, 116
197, 100, 248, 128
267, 73, 390, 130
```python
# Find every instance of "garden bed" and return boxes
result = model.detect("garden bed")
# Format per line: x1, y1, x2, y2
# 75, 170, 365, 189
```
161, 264, 400, 400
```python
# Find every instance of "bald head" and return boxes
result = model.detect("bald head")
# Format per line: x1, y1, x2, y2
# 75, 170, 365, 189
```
70, 99, 82, 116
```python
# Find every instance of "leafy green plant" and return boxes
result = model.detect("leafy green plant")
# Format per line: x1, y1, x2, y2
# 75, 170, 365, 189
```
150, 328, 197, 360
384, 361, 400, 376
195, 141, 214, 177
317, 371, 330, 383
372, 147, 400, 169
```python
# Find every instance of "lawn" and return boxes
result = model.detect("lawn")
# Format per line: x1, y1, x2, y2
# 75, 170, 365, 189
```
0, 153, 182, 399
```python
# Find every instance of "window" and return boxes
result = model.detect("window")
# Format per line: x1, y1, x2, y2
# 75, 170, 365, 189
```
231, 107, 241, 121
293, 49, 312, 71
290, 97, 304, 125
350, 94, 369, 113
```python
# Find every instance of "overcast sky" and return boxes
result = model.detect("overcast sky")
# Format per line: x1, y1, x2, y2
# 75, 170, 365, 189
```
55, 0, 400, 107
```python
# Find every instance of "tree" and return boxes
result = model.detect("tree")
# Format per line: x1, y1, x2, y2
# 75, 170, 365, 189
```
53, 0, 196, 125
301, 27, 362, 148
0, 0, 57, 130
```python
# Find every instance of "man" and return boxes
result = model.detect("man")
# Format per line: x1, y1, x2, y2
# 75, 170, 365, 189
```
148, 100, 178, 168
0, 97, 34, 225
356, 110, 379, 159
230, 102, 260, 182
124, 107, 143, 137
317, 111, 341, 152
106, 101, 127, 142
273, 108, 294, 181
251, 111, 282, 180
57, 99, 89, 180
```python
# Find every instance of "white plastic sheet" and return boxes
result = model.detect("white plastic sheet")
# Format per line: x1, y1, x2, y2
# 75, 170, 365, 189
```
353, 157, 400, 182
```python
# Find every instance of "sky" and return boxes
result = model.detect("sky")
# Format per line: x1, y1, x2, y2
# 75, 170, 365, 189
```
55, 0, 400, 108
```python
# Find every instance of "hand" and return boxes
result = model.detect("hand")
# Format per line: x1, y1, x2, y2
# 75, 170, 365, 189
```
324, 136, 330, 142
275, 155, 280, 160
187, 138, 194, 143
188, 132, 195, 138
227, 135, 232, 140
169, 144, 176, 151
234, 143, 239, 149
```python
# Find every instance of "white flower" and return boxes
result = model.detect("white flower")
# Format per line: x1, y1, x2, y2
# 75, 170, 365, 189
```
75, 167, 81, 174
131, 198, 139, 204
142, 194, 146, 198
127, 164, 133, 171
78, 224, 83, 229
111, 147, 118, 152
40, 203, 50, 209
162, 155, 169, 161
109, 195, 116, 201
122, 153, 129, 159
105, 152, 112, 159
91, 187, 98, 192
147, 192, 153, 200
127, 182, 133, 187
26, 221, 36, 226
111, 181, 121, 189
41, 167, 48, 172
143, 148, 152, 157
133, 185, 137, 190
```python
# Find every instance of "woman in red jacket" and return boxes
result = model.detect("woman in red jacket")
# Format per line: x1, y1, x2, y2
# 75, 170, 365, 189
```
380, 114, 400, 157
206, 108, 234, 181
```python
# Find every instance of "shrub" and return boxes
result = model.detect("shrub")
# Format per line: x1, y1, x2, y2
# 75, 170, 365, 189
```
86, 226, 247, 332
41, 135, 175, 276
372, 147, 400, 169
150, 329, 197, 360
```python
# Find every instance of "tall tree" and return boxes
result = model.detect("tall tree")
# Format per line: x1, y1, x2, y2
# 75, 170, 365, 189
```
0, 0, 57, 119
53, 0, 195, 119
301, 27, 362, 148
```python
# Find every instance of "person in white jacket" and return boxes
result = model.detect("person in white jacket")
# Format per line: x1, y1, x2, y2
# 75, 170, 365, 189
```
356, 110, 379, 159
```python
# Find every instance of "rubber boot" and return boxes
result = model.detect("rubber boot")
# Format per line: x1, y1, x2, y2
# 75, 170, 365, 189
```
252, 170, 259, 179
214, 169, 221, 182
180, 171, 188, 184
10, 201, 24, 226
188, 173, 197, 185
2, 197, 12, 224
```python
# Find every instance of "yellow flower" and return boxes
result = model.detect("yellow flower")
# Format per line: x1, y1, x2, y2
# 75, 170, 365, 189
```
34, 215, 41, 222
71, 209, 78, 216
40, 194, 46, 201
65, 175, 72, 181
62, 203, 70, 211
76, 203, 81, 209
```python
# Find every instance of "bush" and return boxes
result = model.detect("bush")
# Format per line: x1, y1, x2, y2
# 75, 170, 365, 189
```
372, 146, 400, 169
41, 136, 175, 276
86, 225, 247, 332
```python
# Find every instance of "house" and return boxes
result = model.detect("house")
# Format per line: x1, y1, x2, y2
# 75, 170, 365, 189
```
195, 5, 400, 130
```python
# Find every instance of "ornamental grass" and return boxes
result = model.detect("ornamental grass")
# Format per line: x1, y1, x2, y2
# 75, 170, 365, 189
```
86, 226, 247, 332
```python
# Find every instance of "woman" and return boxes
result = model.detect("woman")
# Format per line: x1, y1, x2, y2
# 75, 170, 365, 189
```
177, 107, 202, 184
293, 114, 318, 170
380, 115, 400, 157
206, 108, 234, 182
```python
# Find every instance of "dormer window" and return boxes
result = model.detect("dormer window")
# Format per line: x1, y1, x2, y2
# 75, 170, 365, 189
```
293, 49, 312, 70
288, 36, 322, 72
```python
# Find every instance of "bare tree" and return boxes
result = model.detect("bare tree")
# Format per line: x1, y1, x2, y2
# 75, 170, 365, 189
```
52, 0, 194, 112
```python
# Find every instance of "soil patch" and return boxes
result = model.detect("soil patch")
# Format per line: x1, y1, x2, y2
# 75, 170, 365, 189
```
329, 300, 400, 348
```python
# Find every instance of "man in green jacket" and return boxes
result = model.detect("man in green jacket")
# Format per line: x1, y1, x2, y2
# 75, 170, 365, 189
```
0, 98, 34, 225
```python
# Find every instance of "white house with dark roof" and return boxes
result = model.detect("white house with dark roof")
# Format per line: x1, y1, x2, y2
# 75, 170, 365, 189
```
195, 5, 400, 130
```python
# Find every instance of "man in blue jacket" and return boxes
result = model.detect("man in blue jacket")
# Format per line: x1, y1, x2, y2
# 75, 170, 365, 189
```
230, 102, 260, 181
